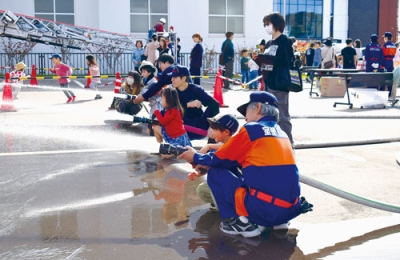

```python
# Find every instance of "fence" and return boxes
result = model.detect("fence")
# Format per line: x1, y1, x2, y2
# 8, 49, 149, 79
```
0, 52, 241, 76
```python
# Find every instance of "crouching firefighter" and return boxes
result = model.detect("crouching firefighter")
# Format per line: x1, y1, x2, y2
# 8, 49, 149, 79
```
179, 92, 313, 238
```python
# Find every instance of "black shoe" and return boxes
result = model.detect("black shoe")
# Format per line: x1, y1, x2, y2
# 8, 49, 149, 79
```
219, 217, 261, 237
224, 87, 233, 90
95, 95, 102, 100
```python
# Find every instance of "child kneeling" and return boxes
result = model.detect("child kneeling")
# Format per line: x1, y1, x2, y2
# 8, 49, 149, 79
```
153, 86, 192, 158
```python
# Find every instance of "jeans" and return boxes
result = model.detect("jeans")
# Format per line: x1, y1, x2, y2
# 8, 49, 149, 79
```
310, 62, 320, 81
224, 60, 233, 89
267, 87, 293, 144
241, 69, 249, 84
249, 70, 259, 89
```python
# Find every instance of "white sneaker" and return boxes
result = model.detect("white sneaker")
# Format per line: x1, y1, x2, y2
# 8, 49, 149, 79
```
273, 222, 289, 230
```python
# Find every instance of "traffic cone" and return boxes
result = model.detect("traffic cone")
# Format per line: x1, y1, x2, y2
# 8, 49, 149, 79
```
1, 72, 17, 112
85, 69, 91, 88
30, 64, 38, 86
260, 78, 264, 91
114, 72, 121, 93
213, 67, 228, 108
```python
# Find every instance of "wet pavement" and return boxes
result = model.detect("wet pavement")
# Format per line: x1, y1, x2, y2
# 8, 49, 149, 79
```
0, 80, 400, 259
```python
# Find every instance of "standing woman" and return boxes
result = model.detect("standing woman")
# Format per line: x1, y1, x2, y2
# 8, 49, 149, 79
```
189, 33, 204, 85
321, 39, 336, 69
254, 12, 295, 145
132, 40, 145, 72
156, 38, 172, 71
86, 54, 102, 100
144, 34, 159, 65
354, 39, 363, 63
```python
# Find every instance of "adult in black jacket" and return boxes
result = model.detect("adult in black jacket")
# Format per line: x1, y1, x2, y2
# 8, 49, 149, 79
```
190, 33, 204, 85
254, 12, 294, 145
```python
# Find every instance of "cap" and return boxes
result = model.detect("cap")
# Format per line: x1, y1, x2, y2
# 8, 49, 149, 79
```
370, 34, 378, 41
16, 62, 26, 71
160, 18, 166, 24
49, 53, 62, 59
237, 92, 278, 117
168, 65, 190, 78
207, 114, 239, 135
383, 32, 392, 38
139, 60, 158, 75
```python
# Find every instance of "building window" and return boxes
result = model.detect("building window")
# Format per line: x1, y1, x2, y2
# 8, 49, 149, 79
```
209, 0, 244, 34
274, 0, 323, 39
34, 0, 75, 24
130, 0, 168, 33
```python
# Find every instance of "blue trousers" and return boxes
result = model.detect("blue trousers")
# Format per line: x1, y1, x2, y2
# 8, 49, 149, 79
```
207, 167, 301, 226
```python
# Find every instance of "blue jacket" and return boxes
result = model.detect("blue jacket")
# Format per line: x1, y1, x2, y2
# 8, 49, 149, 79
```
221, 39, 234, 63
190, 43, 204, 68
132, 47, 145, 68
365, 43, 384, 72
142, 64, 175, 99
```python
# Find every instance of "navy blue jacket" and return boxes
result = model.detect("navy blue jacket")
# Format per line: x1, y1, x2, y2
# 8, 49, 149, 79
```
142, 64, 175, 99
190, 43, 204, 68
221, 39, 234, 63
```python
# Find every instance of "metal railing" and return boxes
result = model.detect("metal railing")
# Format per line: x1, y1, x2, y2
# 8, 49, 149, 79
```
0, 52, 241, 76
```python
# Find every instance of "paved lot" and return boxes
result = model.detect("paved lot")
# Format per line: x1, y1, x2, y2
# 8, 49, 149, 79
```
0, 79, 400, 259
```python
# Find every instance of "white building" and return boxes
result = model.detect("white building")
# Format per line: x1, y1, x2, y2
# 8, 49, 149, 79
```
0, 0, 351, 53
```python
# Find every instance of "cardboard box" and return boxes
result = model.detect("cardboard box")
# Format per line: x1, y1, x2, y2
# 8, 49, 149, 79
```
320, 77, 347, 97
345, 88, 388, 109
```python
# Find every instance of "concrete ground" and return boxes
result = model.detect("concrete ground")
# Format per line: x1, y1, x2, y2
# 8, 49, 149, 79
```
0, 78, 400, 259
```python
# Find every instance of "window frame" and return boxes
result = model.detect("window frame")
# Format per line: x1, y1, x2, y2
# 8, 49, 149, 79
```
208, 0, 244, 35
34, 0, 75, 24
130, 0, 169, 33
274, 0, 323, 39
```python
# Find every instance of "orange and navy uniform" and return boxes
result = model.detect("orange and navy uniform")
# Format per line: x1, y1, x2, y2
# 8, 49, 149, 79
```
382, 41, 396, 72
196, 116, 301, 227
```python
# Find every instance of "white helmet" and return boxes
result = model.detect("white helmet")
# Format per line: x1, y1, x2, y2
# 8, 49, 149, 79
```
160, 18, 166, 24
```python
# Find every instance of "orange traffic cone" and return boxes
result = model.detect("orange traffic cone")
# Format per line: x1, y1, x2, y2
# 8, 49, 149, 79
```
213, 67, 228, 107
1, 72, 17, 112
85, 69, 91, 88
114, 72, 121, 93
260, 78, 264, 91
30, 64, 38, 86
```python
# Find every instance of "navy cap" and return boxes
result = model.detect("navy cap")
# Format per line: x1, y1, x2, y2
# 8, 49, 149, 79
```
383, 32, 392, 38
49, 53, 62, 59
370, 34, 378, 41
168, 65, 190, 77
207, 114, 239, 135
237, 92, 278, 117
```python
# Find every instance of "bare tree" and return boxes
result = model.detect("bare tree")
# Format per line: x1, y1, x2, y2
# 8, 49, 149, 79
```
202, 44, 217, 76
50, 38, 82, 65
0, 38, 36, 67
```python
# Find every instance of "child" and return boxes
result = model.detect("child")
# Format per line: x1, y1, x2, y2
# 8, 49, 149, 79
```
184, 114, 239, 210
240, 49, 250, 85
116, 71, 143, 115
139, 60, 162, 116
9, 62, 27, 99
152, 86, 192, 157
49, 54, 75, 103
86, 54, 102, 100
248, 52, 259, 90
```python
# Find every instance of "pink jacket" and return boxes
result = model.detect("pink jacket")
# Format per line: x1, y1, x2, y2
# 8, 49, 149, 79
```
89, 64, 101, 83
50, 63, 72, 84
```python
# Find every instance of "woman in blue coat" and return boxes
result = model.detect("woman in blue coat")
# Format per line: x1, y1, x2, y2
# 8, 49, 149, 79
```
189, 33, 204, 85
132, 40, 145, 72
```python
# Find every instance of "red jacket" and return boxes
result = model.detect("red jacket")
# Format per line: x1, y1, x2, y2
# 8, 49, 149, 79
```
154, 108, 186, 138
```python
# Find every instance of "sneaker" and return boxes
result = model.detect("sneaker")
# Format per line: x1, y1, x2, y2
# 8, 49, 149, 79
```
72, 96, 76, 102
219, 217, 261, 238
273, 222, 289, 230
66, 97, 73, 103
95, 95, 102, 100
108, 107, 115, 110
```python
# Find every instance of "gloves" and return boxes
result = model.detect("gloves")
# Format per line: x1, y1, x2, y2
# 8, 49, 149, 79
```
371, 63, 379, 69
